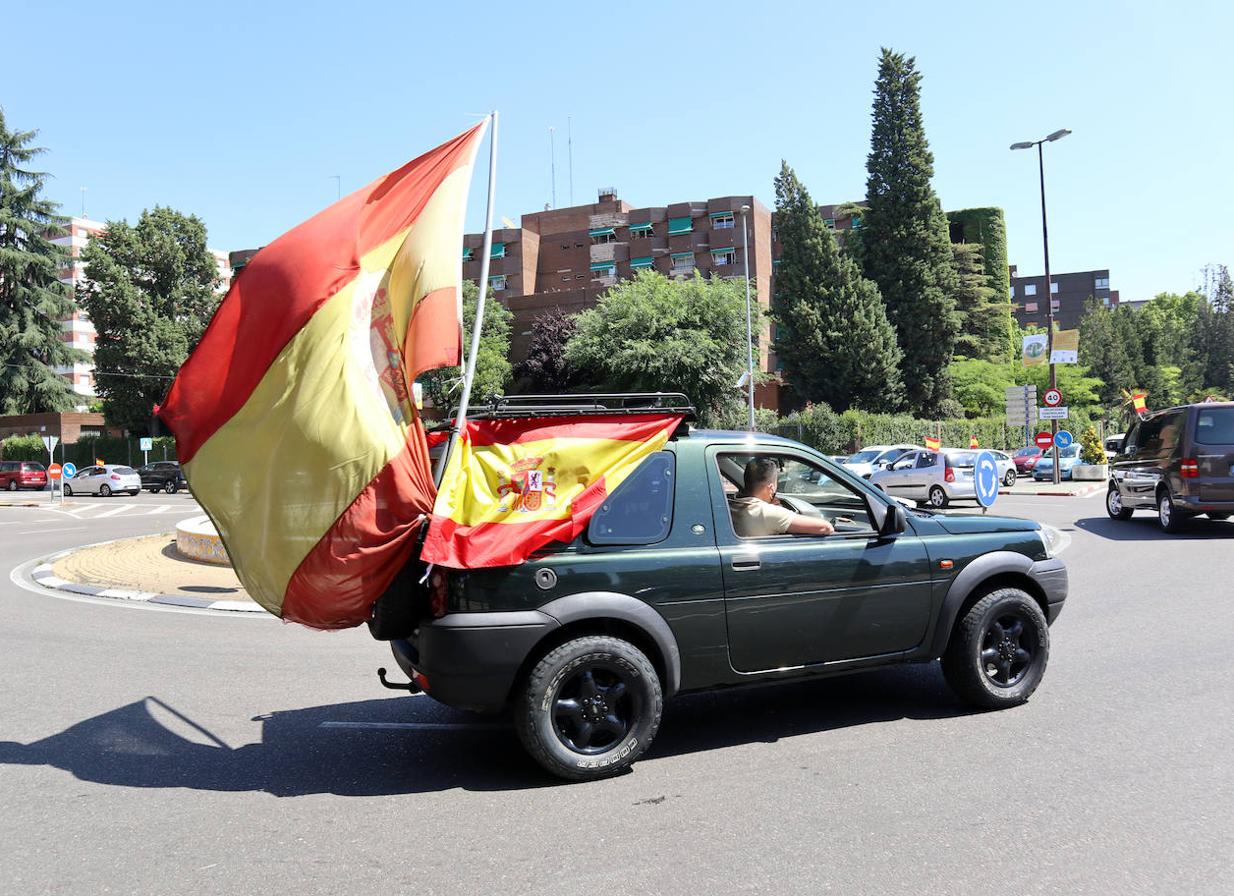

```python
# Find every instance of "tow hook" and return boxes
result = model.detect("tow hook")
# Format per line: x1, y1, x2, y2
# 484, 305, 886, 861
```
376, 667, 422, 694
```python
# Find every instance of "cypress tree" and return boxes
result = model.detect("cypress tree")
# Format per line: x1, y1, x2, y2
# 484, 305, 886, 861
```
951, 242, 1007, 361
0, 109, 85, 413
772, 162, 904, 412
860, 49, 960, 415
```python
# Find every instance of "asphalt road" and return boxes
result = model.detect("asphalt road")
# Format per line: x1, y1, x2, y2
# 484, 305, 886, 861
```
2, 490, 1232, 894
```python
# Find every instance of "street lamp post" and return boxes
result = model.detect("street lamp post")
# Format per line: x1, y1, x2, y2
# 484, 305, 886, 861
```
740, 204, 755, 432
1011, 128, 1070, 485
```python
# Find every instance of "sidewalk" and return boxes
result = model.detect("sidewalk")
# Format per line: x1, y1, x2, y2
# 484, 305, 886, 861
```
1000, 477, 1105, 498
31, 533, 263, 614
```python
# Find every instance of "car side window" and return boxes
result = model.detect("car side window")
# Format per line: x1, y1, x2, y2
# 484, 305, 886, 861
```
1122, 423, 1139, 454
1137, 417, 1165, 454
717, 452, 875, 536
915, 452, 938, 469
587, 452, 675, 545
890, 452, 916, 471
1158, 412, 1184, 453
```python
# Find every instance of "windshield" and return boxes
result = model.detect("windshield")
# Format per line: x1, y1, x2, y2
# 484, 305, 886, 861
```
1014, 447, 1039, 457
847, 450, 881, 463
1195, 408, 1234, 445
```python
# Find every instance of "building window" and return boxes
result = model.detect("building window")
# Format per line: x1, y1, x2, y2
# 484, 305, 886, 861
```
710, 212, 735, 229
491, 242, 506, 259
711, 248, 737, 266
462, 247, 474, 261
1009, 286, 1016, 297
489, 275, 507, 291
850, 217, 862, 229
590, 262, 616, 279
1102, 296, 1110, 306
1051, 300, 1060, 312
562, 275, 572, 282
630, 257, 654, 270
630, 223, 653, 239
1050, 282, 1059, 294
670, 252, 694, 274
589, 228, 616, 244
667, 216, 693, 235
1024, 283, 1037, 296
1095, 276, 1109, 289
1025, 302, 1038, 313
824, 218, 835, 230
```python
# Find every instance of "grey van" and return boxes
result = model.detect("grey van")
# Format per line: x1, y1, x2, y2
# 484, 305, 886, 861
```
1106, 402, 1234, 532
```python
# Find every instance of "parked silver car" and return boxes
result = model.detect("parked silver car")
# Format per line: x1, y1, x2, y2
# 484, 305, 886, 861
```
63, 464, 142, 497
870, 448, 977, 508
842, 444, 920, 479
987, 450, 1019, 487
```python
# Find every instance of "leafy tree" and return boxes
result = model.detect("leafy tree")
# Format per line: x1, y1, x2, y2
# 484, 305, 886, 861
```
1188, 265, 1234, 396
1139, 291, 1202, 370
860, 48, 960, 415
951, 242, 1007, 362
1015, 359, 1103, 410
78, 207, 220, 433
949, 357, 1014, 418
565, 271, 751, 427
418, 279, 512, 412
771, 162, 903, 413
0, 109, 85, 413
1079, 425, 1105, 465
1079, 300, 1139, 408
512, 306, 578, 393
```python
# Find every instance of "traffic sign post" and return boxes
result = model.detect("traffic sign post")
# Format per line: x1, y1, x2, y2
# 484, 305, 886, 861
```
1035, 431, 1055, 450
1039, 406, 1069, 420
1043, 388, 1063, 408
140, 436, 153, 465
62, 462, 77, 479
974, 450, 1000, 512
47, 462, 62, 505
1004, 385, 1038, 444
1053, 430, 1073, 450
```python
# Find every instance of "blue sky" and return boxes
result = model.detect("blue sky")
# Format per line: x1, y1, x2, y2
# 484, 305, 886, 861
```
6, 0, 1231, 300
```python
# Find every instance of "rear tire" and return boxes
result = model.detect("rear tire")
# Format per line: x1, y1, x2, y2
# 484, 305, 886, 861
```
1003, 470, 1017, 487
1106, 484, 1133, 520
515, 635, 662, 781
63, 484, 72, 496
99, 484, 111, 497
942, 588, 1049, 710
928, 486, 949, 509
165, 481, 178, 494
1158, 490, 1187, 533
6, 480, 16, 492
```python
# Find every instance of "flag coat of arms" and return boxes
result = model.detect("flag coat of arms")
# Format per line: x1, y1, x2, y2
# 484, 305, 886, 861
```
160, 123, 486, 629
421, 414, 683, 569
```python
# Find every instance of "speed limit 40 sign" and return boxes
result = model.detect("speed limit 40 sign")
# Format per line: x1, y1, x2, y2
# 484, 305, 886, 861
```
1043, 388, 1063, 408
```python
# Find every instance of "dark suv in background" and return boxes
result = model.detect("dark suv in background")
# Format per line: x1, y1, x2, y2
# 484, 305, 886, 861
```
1106, 402, 1234, 532
137, 461, 187, 493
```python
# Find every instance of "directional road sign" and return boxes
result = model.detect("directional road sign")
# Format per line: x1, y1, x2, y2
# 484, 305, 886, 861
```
62, 462, 77, 479
1035, 432, 1055, 450
974, 450, 1000, 508
1053, 430, 1074, 449
1043, 388, 1063, 407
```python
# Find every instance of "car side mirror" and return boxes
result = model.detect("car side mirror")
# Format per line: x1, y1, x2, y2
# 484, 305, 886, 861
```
880, 503, 906, 536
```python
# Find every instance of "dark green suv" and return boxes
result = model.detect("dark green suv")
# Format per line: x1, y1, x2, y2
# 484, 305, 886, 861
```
374, 422, 1067, 780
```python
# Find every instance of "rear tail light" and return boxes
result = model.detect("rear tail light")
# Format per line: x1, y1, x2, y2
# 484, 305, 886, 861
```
428, 568, 449, 617
945, 467, 955, 483
1180, 458, 1199, 478
110, 474, 121, 480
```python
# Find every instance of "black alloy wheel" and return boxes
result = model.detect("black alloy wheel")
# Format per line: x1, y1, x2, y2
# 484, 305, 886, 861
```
165, 480, 178, 494
942, 587, 1049, 710
515, 635, 662, 781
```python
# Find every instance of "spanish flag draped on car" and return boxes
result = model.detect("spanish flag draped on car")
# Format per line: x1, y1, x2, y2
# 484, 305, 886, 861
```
159, 123, 486, 629
421, 413, 683, 569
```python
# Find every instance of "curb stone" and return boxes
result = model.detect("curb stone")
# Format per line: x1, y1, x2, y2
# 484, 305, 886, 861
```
26, 543, 265, 615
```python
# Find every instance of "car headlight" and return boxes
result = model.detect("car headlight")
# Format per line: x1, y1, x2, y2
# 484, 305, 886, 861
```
1038, 527, 1058, 560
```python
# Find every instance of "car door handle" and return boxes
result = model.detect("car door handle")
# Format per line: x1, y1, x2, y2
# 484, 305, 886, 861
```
731, 556, 761, 571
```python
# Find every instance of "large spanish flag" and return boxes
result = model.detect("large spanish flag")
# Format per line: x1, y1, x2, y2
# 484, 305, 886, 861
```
160, 123, 486, 629
422, 414, 682, 569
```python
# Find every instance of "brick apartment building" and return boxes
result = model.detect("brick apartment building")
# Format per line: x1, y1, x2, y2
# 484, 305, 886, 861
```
462, 189, 778, 405
50, 216, 232, 400
1009, 266, 1118, 331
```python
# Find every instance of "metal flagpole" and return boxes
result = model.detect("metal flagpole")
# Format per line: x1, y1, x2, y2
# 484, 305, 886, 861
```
434, 111, 498, 486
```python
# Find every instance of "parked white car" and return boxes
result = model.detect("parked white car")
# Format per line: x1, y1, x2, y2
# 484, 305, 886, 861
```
986, 450, 1019, 487
870, 448, 978, 508
842, 444, 920, 479
63, 464, 142, 497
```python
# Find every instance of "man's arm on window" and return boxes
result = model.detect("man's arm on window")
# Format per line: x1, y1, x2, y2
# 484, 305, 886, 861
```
787, 515, 835, 536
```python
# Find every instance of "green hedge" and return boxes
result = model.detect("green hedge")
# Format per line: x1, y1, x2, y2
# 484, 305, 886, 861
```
2, 435, 178, 467
0, 435, 48, 462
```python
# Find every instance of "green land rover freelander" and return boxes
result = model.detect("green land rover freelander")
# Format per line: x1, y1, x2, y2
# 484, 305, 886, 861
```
370, 397, 1068, 781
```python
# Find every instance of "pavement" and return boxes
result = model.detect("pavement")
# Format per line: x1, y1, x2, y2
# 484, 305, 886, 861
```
3, 488, 1234, 894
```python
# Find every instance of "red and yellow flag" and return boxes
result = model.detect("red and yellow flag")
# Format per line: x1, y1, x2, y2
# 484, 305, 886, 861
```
1132, 392, 1148, 414
924, 436, 941, 451
422, 414, 682, 569
159, 123, 486, 629
969, 436, 979, 449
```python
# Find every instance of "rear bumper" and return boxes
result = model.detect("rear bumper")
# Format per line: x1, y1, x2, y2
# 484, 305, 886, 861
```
1176, 494, 1234, 513
1029, 557, 1068, 623
390, 610, 559, 712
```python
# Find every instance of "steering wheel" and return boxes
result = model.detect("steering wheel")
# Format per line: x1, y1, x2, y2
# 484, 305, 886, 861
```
776, 494, 822, 517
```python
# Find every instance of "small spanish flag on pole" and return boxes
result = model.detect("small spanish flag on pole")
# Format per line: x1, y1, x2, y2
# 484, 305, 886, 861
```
422, 413, 683, 569
970, 436, 979, 449
1132, 392, 1148, 415
924, 436, 941, 451
160, 122, 489, 629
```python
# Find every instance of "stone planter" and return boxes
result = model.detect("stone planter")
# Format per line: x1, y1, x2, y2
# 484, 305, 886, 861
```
1072, 463, 1108, 481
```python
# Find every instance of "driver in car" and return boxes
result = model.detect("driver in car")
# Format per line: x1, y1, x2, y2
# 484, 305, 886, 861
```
729, 458, 836, 538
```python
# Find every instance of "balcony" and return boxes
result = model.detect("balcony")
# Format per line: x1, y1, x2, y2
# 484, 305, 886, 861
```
589, 212, 628, 230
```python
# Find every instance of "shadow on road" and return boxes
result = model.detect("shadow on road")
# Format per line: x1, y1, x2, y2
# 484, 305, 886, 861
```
1075, 515, 1234, 541
0, 665, 970, 794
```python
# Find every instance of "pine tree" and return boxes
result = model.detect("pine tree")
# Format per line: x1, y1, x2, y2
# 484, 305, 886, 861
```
860, 49, 960, 415
951, 242, 1007, 361
0, 109, 85, 413
772, 162, 903, 412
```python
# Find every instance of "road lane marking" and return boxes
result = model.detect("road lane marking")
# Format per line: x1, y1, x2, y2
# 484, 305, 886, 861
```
319, 720, 503, 732
143, 504, 171, 515
17, 527, 87, 534
91, 505, 138, 518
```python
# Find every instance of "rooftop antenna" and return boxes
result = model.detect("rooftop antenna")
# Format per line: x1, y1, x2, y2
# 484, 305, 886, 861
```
548, 126, 557, 209
80, 187, 87, 218
568, 117, 574, 206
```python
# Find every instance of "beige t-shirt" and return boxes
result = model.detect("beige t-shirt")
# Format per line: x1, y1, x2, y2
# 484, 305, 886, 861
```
728, 495, 796, 538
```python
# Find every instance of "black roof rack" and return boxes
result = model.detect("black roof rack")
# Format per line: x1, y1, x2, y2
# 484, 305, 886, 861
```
453, 392, 696, 421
